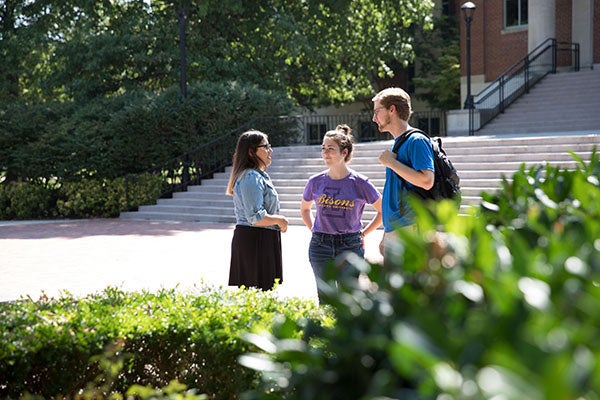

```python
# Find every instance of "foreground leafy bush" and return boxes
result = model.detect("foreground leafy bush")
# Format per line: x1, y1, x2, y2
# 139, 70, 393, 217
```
241, 149, 600, 399
0, 287, 326, 399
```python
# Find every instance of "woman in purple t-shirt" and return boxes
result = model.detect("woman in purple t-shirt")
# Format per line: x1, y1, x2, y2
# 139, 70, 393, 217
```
301, 124, 383, 287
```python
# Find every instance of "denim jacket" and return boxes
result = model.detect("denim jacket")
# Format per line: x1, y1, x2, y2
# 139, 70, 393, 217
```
233, 169, 281, 230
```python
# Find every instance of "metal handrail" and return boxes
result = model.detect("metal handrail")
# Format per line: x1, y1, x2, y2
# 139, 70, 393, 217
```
470, 38, 580, 135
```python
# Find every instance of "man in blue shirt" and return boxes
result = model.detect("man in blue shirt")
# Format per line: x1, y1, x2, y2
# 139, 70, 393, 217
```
372, 87, 435, 258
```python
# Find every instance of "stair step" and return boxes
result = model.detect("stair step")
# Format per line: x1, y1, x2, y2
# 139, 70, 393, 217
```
478, 70, 600, 135
120, 132, 599, 225
120, 211, 236, 224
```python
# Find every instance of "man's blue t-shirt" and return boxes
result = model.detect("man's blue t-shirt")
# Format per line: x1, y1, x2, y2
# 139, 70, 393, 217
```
382, 131, 434, 232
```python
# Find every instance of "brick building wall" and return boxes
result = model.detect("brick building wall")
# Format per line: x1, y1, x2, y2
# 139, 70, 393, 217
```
555, 0, 573, 67
555, 0, 572, 44
482, 1, 528, 80
459, 1, 528, 82
460, 0, 599, 83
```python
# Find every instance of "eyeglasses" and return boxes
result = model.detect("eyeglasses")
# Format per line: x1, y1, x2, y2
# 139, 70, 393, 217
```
257, 143, 272, 150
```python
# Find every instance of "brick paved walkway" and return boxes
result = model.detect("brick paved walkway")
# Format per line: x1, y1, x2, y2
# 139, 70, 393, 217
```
0, 219, 383, 303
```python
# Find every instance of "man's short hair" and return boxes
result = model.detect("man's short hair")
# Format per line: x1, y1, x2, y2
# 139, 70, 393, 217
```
372, 87, 412, 121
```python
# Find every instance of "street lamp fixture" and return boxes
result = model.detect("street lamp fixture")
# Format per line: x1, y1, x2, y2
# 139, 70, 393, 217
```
461, 1, 476, 110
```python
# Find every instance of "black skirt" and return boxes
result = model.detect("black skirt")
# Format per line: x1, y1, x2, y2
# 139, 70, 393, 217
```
229, 225, 283, 291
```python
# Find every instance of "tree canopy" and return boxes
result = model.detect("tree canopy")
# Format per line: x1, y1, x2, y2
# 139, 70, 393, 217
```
0, 0, 435, 108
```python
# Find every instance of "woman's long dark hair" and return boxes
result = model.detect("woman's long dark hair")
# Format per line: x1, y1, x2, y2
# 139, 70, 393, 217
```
226, 130, 269, 196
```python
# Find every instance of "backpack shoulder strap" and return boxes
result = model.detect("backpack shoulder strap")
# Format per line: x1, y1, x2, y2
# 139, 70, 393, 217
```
391, 128, 429, 153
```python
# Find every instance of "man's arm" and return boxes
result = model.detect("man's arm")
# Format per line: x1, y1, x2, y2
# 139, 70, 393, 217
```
378, 149, 434, 190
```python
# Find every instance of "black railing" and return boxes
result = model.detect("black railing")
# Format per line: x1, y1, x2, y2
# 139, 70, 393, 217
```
301, 110, 446, 144
123, 110, 446, 211
301, 113, 381, 144
471, 38, 580, 135
410, 110, 447, 138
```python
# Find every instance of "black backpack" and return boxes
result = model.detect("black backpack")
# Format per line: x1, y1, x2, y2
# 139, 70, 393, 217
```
391, 128, 461, 202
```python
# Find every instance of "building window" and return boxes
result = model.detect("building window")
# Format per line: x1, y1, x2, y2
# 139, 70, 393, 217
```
505, 0, 528, 28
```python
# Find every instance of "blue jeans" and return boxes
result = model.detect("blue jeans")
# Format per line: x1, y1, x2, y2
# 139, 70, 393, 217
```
308, 232, 364, 280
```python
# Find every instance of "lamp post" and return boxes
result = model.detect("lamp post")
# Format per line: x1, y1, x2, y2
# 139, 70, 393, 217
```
461, 2, 476, 136
461, 2, 476, 110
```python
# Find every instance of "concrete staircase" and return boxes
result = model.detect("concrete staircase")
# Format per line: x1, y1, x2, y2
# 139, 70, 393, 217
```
477, 69, 600, 135
120, 132, 600, 226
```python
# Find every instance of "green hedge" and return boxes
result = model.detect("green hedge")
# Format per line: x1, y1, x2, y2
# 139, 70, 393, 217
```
0, 173, 162, 220
0, 81, 296, 183
0, 287, 327, 399
0, 182, 57, 220
241, 149, 600, 399
1, 80, 297, 220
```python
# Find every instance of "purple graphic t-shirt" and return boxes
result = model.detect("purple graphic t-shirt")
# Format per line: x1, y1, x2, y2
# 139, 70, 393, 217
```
302, 170, 381, 234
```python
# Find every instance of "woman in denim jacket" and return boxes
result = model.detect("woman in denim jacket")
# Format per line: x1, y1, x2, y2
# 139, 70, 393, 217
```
226, 130, 288, 291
